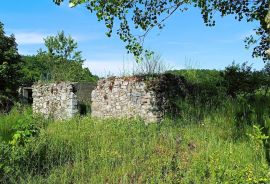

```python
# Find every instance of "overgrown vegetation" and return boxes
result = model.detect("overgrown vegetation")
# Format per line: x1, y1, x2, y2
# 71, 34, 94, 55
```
1, 49, 270, 182
0, 22, 22, 112
0, 21, 98, 112
1, 10, 270, 183
20, 31, 98, 85
0, 99, 270, 183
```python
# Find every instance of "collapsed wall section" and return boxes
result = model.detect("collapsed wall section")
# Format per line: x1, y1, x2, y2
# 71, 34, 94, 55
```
91, 77, 162, 122
32, 82, 78, 120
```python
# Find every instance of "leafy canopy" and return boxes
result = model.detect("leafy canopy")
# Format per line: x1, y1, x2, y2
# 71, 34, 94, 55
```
53, 0, 270, 62
0, 21, 21, 98
44, 30, 83, 63
21, 31, 97, 84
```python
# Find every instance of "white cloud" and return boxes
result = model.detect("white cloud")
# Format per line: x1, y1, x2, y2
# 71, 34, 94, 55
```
13, 30, 101, 45
73, 34, 102, 42
14, 32, 49, 45
84, 60, 134, 77
84, 58, 185, 77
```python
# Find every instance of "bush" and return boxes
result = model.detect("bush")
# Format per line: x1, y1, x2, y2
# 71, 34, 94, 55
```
169, 69, 226, 108
0, 106, 29, 142
222, 62, 262, 98
0, 106, 50, 183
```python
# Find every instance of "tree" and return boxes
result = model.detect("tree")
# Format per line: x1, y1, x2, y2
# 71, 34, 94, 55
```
44, 31, 83, 62
0, 21, 21, 110
53, 0, 269, 62
20, 32, 97, 84
36, 31, 97, 82
222, 62, 262, 98
261, 62, 270, 95
20, 55, 49, 85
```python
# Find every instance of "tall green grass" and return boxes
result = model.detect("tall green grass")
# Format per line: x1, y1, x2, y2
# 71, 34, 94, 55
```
0, 106, 33, 142
10, 113, 270, 182
1, 99, 270, 183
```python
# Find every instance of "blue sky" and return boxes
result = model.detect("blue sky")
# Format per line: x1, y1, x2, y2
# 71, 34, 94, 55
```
0, 0, 265, 76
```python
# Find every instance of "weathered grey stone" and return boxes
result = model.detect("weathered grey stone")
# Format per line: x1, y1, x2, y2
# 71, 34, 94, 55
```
91, 77, 164, 122
32, 82, 96, 120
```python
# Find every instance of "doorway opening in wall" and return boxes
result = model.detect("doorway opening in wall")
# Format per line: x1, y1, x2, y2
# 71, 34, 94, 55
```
78, 103, 91, 115
20, 87, 33, 104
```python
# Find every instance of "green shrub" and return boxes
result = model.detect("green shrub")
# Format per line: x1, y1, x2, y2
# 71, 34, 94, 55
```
0, 106, 32, 142
0, 106, 50, 183
169, 69, 226, 108
222, 62, 262, 98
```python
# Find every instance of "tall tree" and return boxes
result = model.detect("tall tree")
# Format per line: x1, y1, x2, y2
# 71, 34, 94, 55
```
35, 31, 97, 82
44, 30, 83, 63
53, 0, 269, 62
0, 21, 21, 103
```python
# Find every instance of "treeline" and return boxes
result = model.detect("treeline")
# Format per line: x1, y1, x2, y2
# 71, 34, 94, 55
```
0, 22, 98, 111
170, 62, 270, 105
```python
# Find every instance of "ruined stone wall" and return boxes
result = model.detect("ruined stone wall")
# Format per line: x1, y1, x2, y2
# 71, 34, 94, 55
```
32, 75, 186, 122
91, 77, 162, 122
32, 82, 78, 120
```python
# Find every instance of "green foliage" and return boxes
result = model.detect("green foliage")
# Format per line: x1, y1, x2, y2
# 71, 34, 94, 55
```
222, 62, 262, 98
53, 0, 269, 61
0, 21, 22, 111
35, 51, 97, 82
261, 62, 270, 95
39, 31, 98, 82
1, 101, 270, 183
248, 125, 269, 150
20, 31, 98, 84
0, 106, 44, 143
0, 107, 49, 183
44, 31, 83, 62
170, 69, 225, 107
20, 55, 49, 85
1, 64, 270, 183
146, 73, 190, 118
170, 63, 270, 109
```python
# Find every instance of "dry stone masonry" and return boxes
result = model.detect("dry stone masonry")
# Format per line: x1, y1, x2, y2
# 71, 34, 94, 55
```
32, 82, 78, 120
91, 77, 162, 122
32, 74, 188, 122
91, 74, 189, 122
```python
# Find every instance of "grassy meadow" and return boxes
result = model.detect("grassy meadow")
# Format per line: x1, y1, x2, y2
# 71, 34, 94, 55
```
1, 68, 270, 183
0, 99, 270, 183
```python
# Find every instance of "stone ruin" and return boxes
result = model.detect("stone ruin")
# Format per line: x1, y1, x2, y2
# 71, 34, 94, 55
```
91, 77, 160, 122
91, 74, 188, 122
32, 82, 95, 120
30, 74, 188, 122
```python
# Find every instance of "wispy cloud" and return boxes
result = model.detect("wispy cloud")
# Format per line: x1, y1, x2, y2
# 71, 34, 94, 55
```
73, 33, 102, 42
216, 30, 257, 44
84, 60, 129, 77
17, 49, 36, 56
84, 58, 183, 77
13, 30, 102, 45
14, 32, 49, 45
